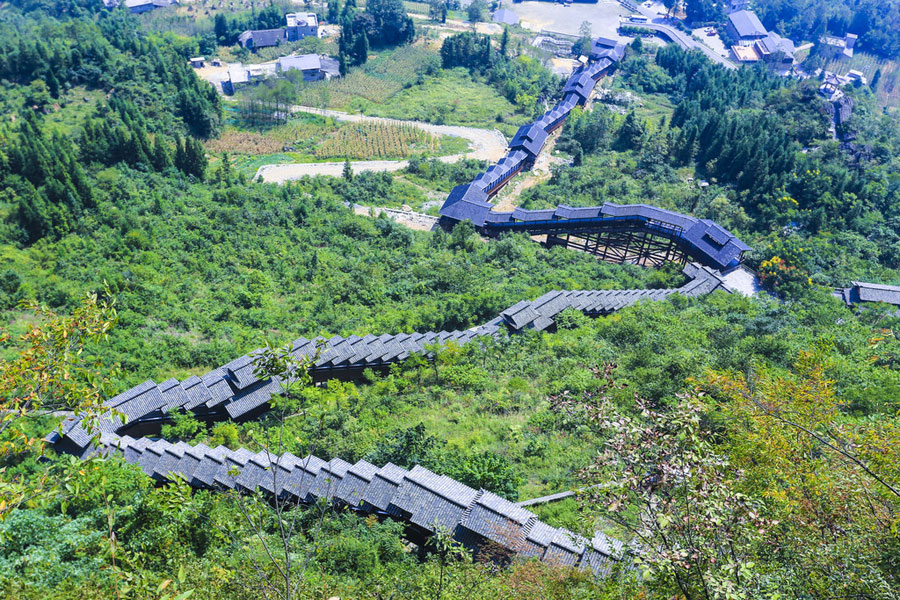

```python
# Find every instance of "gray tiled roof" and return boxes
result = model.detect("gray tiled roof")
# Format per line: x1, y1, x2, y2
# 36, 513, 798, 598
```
54, 430, 630, 578
852, 281, 900, 306
728, 10, 766, 38
334, 460, 379, 507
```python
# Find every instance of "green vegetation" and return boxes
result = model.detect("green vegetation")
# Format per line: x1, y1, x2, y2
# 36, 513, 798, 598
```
2, 0, 900, 598
206, 113, 470, 173
754, 0, 900, 58
535, 43, 900, 289
363, 69, 520, 130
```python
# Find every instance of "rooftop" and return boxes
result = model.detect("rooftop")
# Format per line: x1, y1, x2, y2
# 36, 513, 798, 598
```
728, 10, 767, 38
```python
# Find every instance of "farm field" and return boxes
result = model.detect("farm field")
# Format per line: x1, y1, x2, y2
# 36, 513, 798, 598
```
293, 45, 442, 108
206, 115, 470, 175
286, 45, 524, 132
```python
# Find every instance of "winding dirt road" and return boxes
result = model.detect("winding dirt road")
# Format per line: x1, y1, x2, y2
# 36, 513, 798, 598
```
255, 105, 510, 183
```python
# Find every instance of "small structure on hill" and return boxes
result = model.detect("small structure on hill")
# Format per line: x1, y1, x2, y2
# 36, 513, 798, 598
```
726, 0, 749, 12
123, 0, 174, 12
822, 32, 858, 59
819, 71, 847, 101
189, 57, 205, 68
835, 282, 900, 315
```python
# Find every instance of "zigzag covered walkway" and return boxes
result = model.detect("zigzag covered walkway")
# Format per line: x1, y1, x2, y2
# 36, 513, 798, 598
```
47, 38, 753, 580
437, 39, 749, 271
47, 263, 731, 577
79, 432, 626, 576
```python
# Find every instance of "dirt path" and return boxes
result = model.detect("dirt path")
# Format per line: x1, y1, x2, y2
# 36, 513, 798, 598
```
256, 105, 509, 183
351, 204, 439, 231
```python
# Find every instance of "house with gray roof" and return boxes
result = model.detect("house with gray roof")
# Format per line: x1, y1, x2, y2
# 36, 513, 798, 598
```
124, 0, 173, 13
238, 28, 287, 50
277, 54, 334, 81
727, 10, 767, 45
835, 281, 900, 315
755, 31, 795, 66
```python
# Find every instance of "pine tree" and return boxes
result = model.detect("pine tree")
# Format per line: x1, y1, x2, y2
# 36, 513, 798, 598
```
182, 138, 207, 180
500, 27, 509, 56
342, 157, 353, 181
151, 135, 172, 171
353, 32, 369, 65
174, 135, 187, 173
328, 0, 340, 23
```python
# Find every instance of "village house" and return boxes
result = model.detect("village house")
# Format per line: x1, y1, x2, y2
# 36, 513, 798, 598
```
123, 0, 174, 13
277, 54, 340, 81
238, 12, 320, 51
223, 54, 339, 94
726, 10, 767, 45
238, 29, 287, 50
285, 13, 319, 40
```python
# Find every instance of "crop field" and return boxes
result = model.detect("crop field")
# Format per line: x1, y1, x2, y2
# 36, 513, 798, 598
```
207, 113, 469, 176
315, 122, 455, 159
294, 45, 441, 108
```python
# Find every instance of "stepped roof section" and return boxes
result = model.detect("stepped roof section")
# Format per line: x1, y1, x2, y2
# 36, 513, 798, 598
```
509, 123, 549, 157
590, 38, 626, 62
60, 432, 626, 578
44, 263, 732, 452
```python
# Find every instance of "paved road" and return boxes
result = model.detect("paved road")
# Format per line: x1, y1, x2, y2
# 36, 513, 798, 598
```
256, 106, 510, 183
630, 3, 737, 69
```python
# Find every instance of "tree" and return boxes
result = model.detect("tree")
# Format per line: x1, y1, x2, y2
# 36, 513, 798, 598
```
175, 137, 207, 180
467, 0, 487, 23
500, 26, 509, 56
578, 20, 592, 39
663, 0, 677, 18
630, 34, 643, 53
616, 110, 646, 150
428, 0, 444, 22
327, 0, 340, 22
363, 0, 415, 46
352, 30, 369, 65
704, 350, 900, 596
1, 293, 118, 519
551, 364, 777, 599
342, 157, 354, 181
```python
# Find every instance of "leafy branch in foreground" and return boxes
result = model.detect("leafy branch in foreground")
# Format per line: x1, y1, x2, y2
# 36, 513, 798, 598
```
0, 292, 117, 520
551, 364, 777, 600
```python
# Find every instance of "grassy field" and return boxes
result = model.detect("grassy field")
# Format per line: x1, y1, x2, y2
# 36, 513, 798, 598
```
39, 87, 107, 137
362, 69, 524, 133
